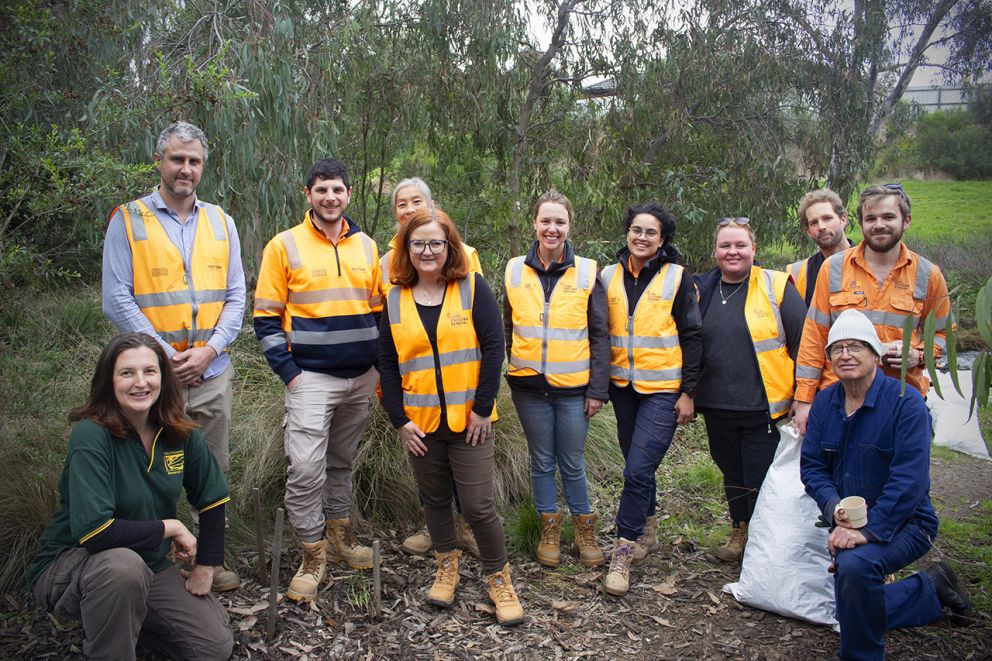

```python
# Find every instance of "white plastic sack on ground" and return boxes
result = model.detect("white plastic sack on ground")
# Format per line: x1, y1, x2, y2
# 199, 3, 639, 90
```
927, 370, 991, 461
724, 419, 838, 629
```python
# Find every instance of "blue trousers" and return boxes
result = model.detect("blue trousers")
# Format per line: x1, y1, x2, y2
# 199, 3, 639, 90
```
511, 389, 592, 515
833, 521, 944, 660
610, 385, 679, 540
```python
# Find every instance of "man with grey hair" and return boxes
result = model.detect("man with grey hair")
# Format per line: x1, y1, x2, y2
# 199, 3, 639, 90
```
786, 188, 853, 306
102, 120, 246, 591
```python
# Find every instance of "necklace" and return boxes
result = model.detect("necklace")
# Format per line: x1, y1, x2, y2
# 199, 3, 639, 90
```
415, 283, 446, 305
719, 280, 745, 305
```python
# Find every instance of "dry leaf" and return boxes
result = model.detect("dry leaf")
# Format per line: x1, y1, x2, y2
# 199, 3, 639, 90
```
238, 615, 257, 631
474, 602, 496, 615
651, 576, 677, 596
650, 615, 675, 628
707, 591, 721, 605
552, 600, 579, 612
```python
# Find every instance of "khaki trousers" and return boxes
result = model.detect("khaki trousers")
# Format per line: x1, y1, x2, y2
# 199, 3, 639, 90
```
283, 367, 377, 541
183, 362, 234, 473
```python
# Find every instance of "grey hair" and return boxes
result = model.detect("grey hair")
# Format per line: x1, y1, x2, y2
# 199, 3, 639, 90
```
156, 121, 209, 162
391, 177, 433, 209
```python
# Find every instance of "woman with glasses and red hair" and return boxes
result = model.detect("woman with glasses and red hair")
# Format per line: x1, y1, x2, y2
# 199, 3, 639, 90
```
694, 217, 806, 563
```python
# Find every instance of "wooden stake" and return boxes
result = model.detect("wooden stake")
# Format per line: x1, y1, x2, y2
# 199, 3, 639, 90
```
266, 507, 284, 641
252, 488, 269, 584
372, 540, 381, 619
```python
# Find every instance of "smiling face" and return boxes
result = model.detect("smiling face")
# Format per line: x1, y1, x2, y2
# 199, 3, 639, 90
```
804, 201, 847, 251
113, 346, 162, 425
828, 340, 878, 384
408, 221, 448, 281
394, 184, 430, 225
627, 213, 663, 263
714, 226, 755, 282
155, 136, 204, 201
305, 176, 352, 226
860, 195, 910, 255
532, 201, 570, 258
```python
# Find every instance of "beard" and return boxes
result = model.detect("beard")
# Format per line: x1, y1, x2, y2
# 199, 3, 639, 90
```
865, 227, 904, 253
814, 229, 845, 251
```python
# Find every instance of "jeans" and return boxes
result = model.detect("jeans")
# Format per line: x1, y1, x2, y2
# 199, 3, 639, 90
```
511, 389, 592, 515
610, 384, 679, 540
833, 521, 944, 660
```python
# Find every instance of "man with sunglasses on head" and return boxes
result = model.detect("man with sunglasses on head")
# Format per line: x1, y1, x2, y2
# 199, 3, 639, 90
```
253, 157, 382, 603
786, 188, 854, 306
792, 184, 951, 435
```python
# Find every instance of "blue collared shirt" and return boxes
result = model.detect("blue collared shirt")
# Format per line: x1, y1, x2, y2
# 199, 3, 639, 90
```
101, 190, 246, 380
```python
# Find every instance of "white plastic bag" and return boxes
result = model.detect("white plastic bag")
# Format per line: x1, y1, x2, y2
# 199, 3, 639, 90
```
927, 371, 991, 461
723, 419, 838, 629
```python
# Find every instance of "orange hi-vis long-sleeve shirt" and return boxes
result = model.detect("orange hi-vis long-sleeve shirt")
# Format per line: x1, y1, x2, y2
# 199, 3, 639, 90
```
794, 242, 950, 403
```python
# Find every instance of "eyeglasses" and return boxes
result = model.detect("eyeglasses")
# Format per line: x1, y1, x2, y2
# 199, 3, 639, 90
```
829, 341, 869, 358
408, 239, 448, 254
628, 226, 660, 238
717, 217, 750, 226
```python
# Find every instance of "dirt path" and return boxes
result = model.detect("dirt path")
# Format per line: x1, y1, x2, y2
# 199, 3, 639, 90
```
2, 455, 990, 660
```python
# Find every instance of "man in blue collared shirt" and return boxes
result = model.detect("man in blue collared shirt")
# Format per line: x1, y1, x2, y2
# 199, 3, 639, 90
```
801, 309, 972, 660
102, 121, 245, 591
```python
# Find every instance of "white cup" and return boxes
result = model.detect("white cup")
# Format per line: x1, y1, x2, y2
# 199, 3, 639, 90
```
836, 496, 868, 529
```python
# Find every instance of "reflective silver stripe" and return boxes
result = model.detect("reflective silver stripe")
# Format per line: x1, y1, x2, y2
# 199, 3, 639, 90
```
934, 335, 947, 352
159, 328, 212, 345
126, 201, 149, 241
933, 314, 948, 332
769, 399, 792, 415
660, 263, 681, 301
610, 335, 680, 349
600, 263, 619, 288
862, 308, 912, 329
507, 256, 525, 288
762, 269, 787, 352
260, 334, 287, 351
807, 306, 831, 327
629, 367, 682, 382
400, 348, 481, 375
796, 365, 822, 380
387, 287, 402, 323
195, 289, 227, 304
135, 290, 193, 308
913, 255, 933, 301
511, 356, 590, 374
360, 233, 374, 264
280, 230, 302, 270
202, 204, 227, 241
457, 276, 473, 310
255, 297, 286, 313
754, 337, 785, 353
514, 325, 588, 341
289, 327, 378, 345
610, 365, 631, 380
828, 254, 844, 293
575, 257, 595, 290
787, 260, 805, 280
380, 252, 391, 287
399, 355, 435, 374
288, 287, 373, 304
404, 389, 476, 408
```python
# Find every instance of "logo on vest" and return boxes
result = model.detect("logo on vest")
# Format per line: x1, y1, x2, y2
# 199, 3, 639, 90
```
561, 284, 577, 294
449, 313, 470, 327
151, 267, 169, 277
208, 264, 222, 271
163, 451, 184, 475
846, 279, 861, 288
351, 266, 368, 274
312, 268, 327, 277
894, 281, 910, 290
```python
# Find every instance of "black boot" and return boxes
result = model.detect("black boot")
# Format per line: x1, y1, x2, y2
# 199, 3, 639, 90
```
924, 561, 974, 626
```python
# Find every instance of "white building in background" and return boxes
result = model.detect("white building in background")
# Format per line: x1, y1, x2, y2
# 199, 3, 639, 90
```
903, 85, 970, 112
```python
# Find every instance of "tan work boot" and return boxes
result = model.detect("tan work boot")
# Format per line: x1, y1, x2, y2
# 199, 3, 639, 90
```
455, 513, 481, 559
604, 538, 635, 597
536, 512, 562, 567
426, 549, 462, 608
633, 515, 660, 563
572, 513, 606, 567
712, 522, 748, 563
401, 528, 432, 555
325, 518, 374, 569
485, 563, 524, 626
286, 539, 328, 603
211, 565, 242, 592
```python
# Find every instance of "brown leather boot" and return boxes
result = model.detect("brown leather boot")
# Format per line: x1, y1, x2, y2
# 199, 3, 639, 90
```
325, 518, 374, 569
287, 539, 328, 603
426, 549, 462, 608
536, 512, 562, 567
572, 513, 606, 567
455, 513, 481, 559
485, 563, 524, 626
633, 515, 660, 563
401, 528, 432, 555
712, 522, 748, 562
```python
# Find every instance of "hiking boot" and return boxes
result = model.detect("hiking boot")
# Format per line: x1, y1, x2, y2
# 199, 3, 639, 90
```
211, 565, 241, 592
572, 513, 606, 567
633, 515, 660, 563
485, 563, 524, 626
925, 561, 975, 626
286, 539, 328, 603
325, 518, 374, 569
604, 538, 635, 597
455, 513, 481, 559
426, 549, 462, 608
401, 528, 432, 555
536, 512, 562, 567
712, 522, 748, 563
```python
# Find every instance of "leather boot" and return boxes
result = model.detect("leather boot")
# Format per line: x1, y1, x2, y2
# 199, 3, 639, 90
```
572, 514, 606, 567
287, 539, 328, 603
485, 563, 524, 626
535, 512, 562, 567
455, 513, 481, 558
925, 561, 975, 625
604, 538, 635, 597
211, 565, 242, 592
712, 522, 748, 562
633, 515, 660, 563
325, 518, 374, 569
401, 529, 432, 555
426, 549, 462, 608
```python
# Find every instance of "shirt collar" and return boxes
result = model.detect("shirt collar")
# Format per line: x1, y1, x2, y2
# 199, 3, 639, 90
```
149, 190, 204, 216
852, 239, 912, 270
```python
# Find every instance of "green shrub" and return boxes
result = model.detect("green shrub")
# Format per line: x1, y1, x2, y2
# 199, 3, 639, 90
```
916, 110, 992, 180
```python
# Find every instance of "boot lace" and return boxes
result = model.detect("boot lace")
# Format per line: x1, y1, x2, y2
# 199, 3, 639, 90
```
489, 574, 517, 605
333, 522, 359, 550
610, 543, 634, 576
540, 516, 561, 546
436, 555, 458, 585
575, 520, 597, 548
301, 547, 324, 577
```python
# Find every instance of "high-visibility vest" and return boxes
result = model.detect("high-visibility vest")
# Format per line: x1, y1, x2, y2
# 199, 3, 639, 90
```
742, 266, 795, 419
504, 255, 597, 388
786, 258, 809, 297
379, 240, 483, 295
602, 262, 683, 393
387, 277, 496, 433
119, 199, 229, 351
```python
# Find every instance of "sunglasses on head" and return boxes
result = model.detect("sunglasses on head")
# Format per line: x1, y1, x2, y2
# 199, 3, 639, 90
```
717, 217, 750, 226
882, 183, 904, 191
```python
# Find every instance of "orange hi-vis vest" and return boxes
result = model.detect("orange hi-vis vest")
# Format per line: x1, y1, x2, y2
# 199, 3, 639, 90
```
505, 255, 597, 388
387, 277, 497, 433
602, 261, 683, 393
119, 199, 229, 351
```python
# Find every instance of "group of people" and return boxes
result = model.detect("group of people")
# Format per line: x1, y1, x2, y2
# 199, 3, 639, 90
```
26, 120, 975, 660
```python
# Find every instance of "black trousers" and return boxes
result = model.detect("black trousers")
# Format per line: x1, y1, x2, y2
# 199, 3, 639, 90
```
701, 410, 780, 525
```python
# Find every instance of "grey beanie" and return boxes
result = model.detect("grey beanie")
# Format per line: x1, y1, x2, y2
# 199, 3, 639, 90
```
826, 309, 884, 357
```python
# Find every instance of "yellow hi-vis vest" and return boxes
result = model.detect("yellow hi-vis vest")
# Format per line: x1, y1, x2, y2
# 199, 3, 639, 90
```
504, 255, 597, 388
387, 277, 497, 433
119, 199, 229, 351
602, 261, 683, 393
743, 266, 795, 419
